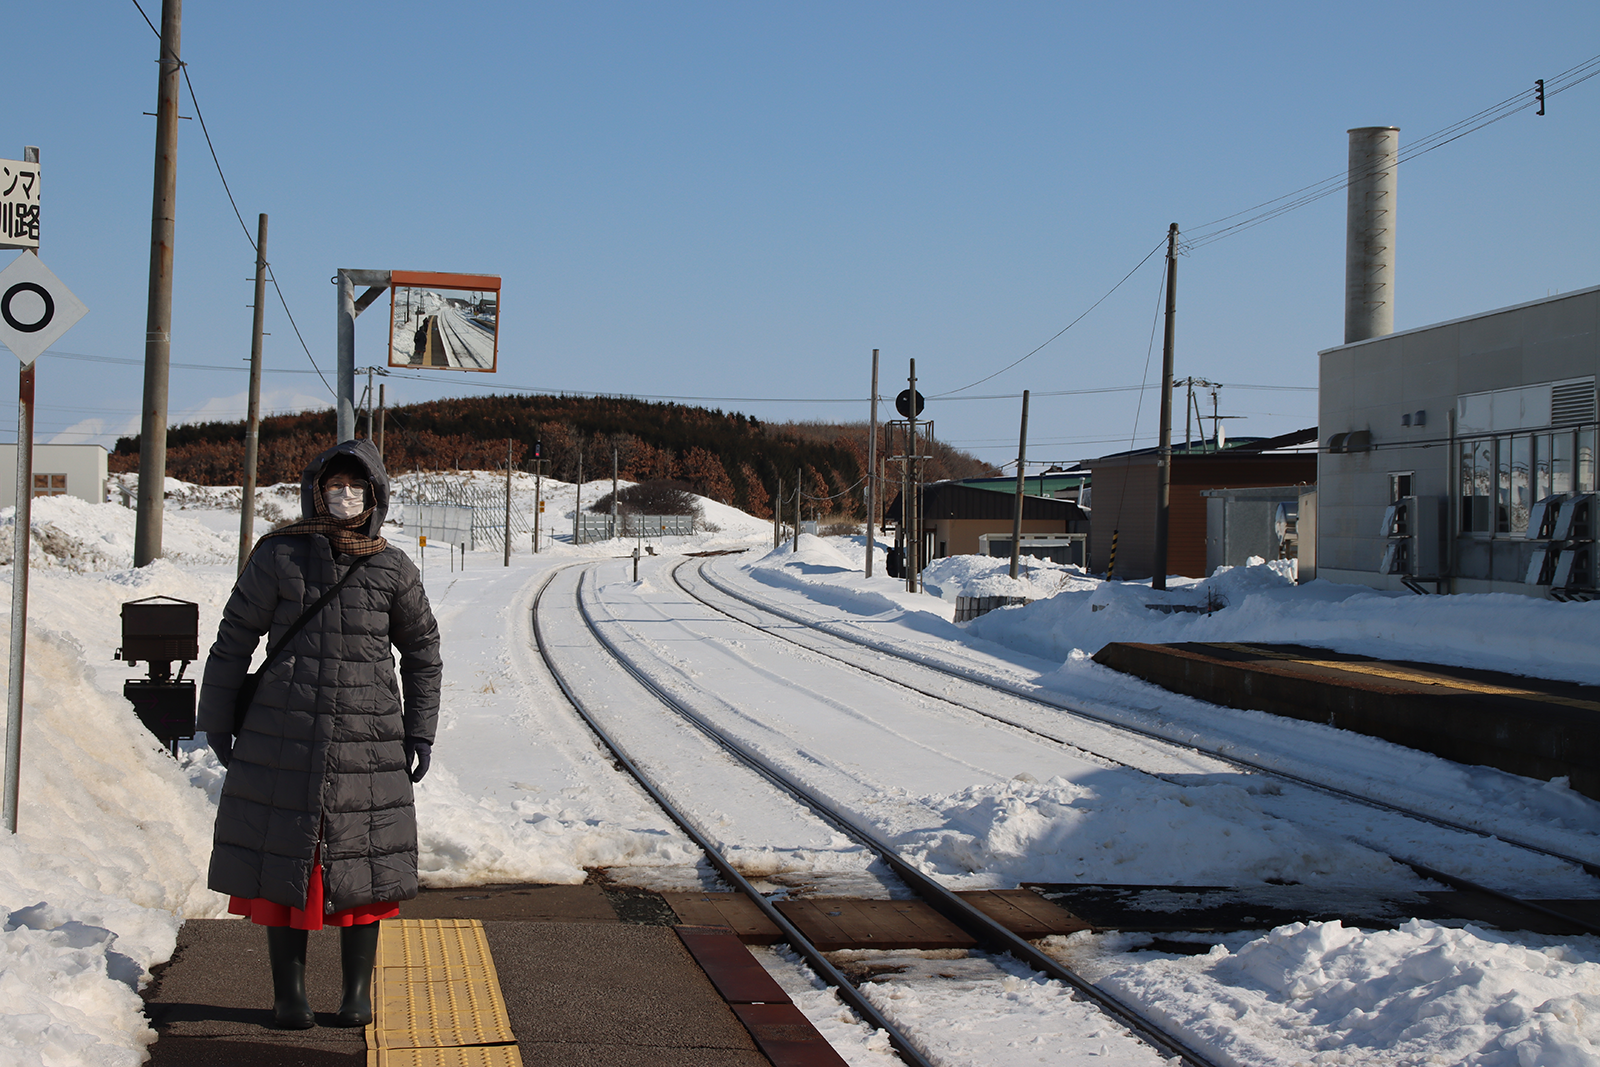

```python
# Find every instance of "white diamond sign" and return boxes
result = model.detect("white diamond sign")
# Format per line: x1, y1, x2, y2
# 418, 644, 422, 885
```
0, 252, 87, 365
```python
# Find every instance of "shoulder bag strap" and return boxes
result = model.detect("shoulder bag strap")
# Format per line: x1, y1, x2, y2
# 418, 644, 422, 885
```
255, 553, 374, 675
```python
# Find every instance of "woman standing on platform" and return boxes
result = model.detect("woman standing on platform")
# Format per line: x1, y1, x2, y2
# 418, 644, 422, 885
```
198, 438, 441, 1029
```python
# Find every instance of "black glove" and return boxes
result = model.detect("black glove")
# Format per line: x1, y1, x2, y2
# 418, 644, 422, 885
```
405, 739, 432, 783
207, 731, 234, 769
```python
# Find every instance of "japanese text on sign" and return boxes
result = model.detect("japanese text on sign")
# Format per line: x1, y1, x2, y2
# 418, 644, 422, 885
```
0, 160, 40, 250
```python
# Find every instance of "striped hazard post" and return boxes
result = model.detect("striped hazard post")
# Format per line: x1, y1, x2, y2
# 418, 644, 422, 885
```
1106, 529, 1118, 580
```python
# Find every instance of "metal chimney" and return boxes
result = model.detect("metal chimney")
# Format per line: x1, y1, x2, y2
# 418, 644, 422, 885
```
1344, 126, 1399, 344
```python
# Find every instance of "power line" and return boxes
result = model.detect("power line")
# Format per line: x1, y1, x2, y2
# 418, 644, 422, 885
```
130, 0, 336, 400
1181, 51, 1600, 252
933, 237, 1168, 398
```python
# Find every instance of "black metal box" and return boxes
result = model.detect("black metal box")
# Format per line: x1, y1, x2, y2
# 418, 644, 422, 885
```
123, 679, 196, 741
120, 596, 198, 665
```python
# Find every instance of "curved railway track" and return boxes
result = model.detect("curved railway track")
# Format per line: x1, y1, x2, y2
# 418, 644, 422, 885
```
679, 556, 1600, 892
532, 562, 1222, 1067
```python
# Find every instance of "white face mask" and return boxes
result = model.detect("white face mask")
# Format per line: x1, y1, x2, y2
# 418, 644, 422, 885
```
325, 485, 366, 520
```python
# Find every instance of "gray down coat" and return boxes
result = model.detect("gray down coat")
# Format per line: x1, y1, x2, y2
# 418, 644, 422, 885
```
197, 439, 441, 913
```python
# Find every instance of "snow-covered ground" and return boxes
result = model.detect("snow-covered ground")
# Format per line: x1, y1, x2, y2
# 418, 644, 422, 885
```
0, 477, 1597, 1066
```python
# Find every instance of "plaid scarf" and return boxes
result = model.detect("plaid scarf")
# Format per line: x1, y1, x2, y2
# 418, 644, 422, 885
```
256, 480, 389, 558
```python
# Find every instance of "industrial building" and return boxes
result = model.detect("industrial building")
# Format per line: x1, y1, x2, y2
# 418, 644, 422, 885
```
1316, 284, 1598, 594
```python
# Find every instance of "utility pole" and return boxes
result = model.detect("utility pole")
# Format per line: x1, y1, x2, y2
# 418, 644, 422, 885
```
611, 447, 619, 541
238, 213, 267, 573
866, 349, 878, 578
1009, 390, 1030, 580
773, 478, 782, 549
575, 451, 583, 545
376, 384, 385, 460
792, 469, 801, 553
1152, 223, 1178, 591
533, 440, 542, 554
363, 368, 376, 439
134, 0, 182, 568
906, 359, 919, 593
503, 438, 512, 567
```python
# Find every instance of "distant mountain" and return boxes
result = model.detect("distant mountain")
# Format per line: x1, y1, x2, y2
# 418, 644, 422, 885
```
110, 395, 998, 520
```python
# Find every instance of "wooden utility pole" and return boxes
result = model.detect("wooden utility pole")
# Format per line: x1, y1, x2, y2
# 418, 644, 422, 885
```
1152, 223, 1178, 591
575, 451, 583, 545
503, 438, 512, 567
134, 0, 182, 567
533, 441, 542, 554
238, 213, 267, 573
773, 478, 781, 549
792, 469, 801, 553
376, 384, 385, 459
611, 447, 619, 540
1009, 390, 1030, 580
866, 349, 878, 578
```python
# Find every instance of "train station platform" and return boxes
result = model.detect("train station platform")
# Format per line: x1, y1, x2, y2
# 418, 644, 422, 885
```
141, 884, 844, 1067
1091, 642, 1600, 799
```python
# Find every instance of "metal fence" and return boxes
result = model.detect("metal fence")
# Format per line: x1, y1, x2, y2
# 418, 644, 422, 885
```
576, 513, 697, 543
954, 595, 1032, 623
395, 478, 529, 553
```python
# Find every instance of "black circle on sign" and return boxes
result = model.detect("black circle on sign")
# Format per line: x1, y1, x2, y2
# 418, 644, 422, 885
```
895, 389, 925, 418
1, 282, 54, 334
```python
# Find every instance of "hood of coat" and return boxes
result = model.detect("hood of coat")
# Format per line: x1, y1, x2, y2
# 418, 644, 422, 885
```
300, 439, 390, 538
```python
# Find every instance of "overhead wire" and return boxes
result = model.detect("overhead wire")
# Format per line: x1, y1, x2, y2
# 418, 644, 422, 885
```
933, 237, 1168, 398
1108, 263, 1172, 536
113, 5, 1596, 444
130, 0, 336, 400
1181, 51, 1600, 253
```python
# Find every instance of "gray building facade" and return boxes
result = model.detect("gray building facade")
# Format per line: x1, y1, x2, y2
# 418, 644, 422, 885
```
1318, 284, 1599, 595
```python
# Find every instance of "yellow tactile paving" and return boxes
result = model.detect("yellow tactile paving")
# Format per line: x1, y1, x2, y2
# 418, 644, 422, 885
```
368, 1048, 524, 1067
366, 919, 522, 1067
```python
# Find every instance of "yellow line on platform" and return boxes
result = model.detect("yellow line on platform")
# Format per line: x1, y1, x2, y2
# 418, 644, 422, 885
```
366, 919, 522, 1067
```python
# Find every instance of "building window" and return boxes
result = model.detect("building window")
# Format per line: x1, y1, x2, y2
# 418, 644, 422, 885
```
1582, 428, 1597, 493
1461, 427, 1597, 536
32, 474, 67, 498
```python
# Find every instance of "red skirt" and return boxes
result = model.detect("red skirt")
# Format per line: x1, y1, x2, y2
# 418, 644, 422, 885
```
229, 851, 398, 930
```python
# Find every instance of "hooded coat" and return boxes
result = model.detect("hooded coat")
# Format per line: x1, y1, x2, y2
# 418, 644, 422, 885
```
198, 439, 441, 913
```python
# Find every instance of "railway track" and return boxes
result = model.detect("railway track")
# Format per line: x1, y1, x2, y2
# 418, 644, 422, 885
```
532, 562, 1222, 1067
679, 556, 1600, 889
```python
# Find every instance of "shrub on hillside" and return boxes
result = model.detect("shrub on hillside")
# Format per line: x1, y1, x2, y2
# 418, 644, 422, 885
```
590, 480, 702, 517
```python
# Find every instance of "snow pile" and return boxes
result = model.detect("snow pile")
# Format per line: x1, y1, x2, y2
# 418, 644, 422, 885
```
896, 774, 1411, 889
0, 562, 226, 1063
0, 495, 236, 571
964, 557, 1600, 685
920, 552, 1097, 604
0, 904, 153, 1067
1101, 919, 1600, 1067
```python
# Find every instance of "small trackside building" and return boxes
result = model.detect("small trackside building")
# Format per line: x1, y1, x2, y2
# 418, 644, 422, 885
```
1317, 284, 1599, 595
1078, 446, 1317, 581
886, 482, 1088, 565
0, 443, 109, 508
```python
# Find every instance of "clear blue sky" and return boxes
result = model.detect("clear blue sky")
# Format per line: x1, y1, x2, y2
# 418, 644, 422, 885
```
7, 1, 1598, 472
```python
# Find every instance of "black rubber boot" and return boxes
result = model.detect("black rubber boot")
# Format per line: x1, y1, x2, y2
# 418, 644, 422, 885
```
332, 921, 381, 1027
265, 927, 314, 1030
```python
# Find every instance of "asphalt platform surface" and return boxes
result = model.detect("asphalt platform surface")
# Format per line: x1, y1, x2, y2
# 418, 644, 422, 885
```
142, 884, 770, 1066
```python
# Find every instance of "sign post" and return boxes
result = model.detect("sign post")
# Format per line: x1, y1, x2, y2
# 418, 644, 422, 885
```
0, 150, 88, 832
